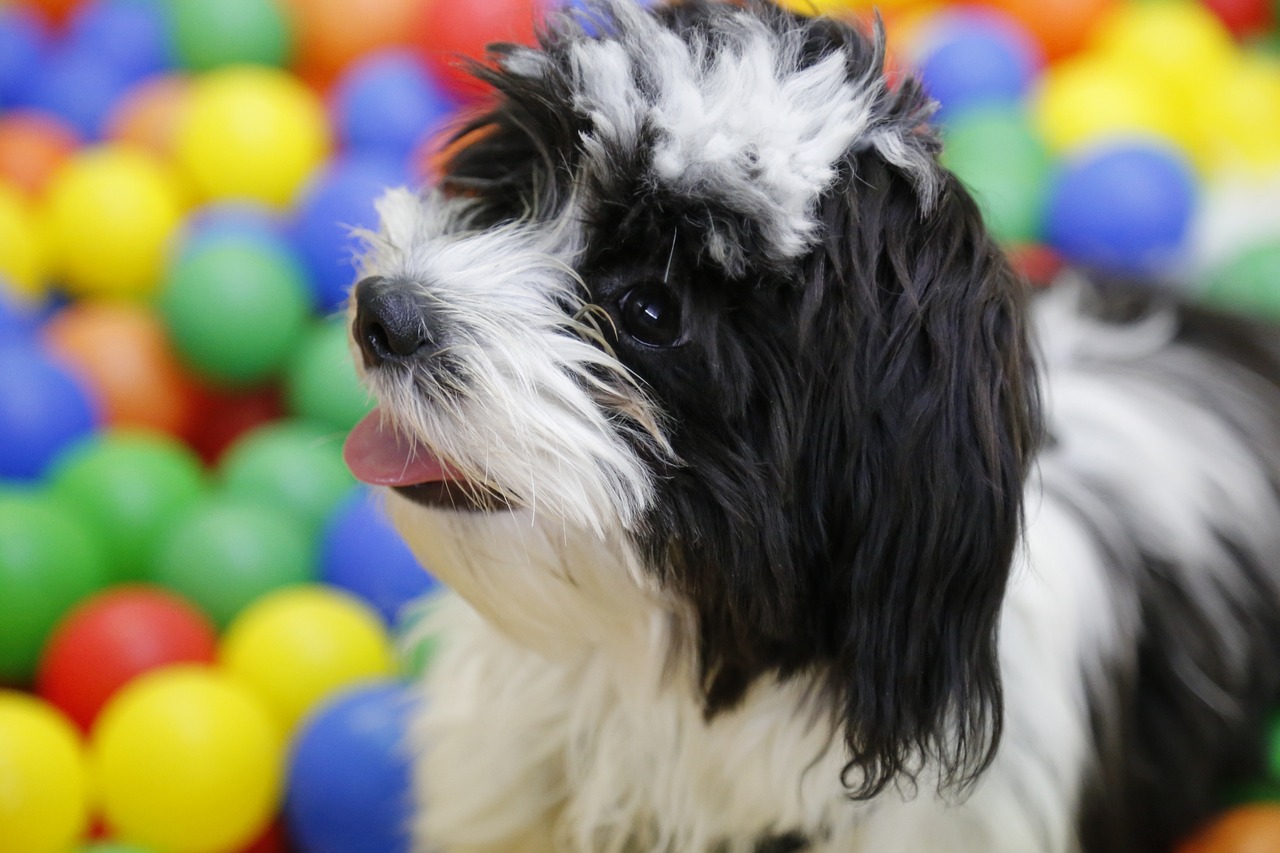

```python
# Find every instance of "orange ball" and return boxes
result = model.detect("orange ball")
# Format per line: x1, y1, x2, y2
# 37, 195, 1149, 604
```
42, 302, 204, 438
283, 0, 422, 88
1179, 805, 1280, 853
0, 112, 81, 199
106, 74, 193, 161
22, 0, 84, 25
985, 0, 1116, 60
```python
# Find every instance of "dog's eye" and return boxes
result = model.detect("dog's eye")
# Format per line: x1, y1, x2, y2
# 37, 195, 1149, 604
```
619, 283, 684, 347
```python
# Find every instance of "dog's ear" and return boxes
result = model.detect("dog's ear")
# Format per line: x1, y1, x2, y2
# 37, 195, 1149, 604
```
802, 153, 1042, 799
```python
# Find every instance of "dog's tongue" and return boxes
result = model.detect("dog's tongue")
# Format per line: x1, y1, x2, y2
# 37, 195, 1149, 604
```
344, 410, 453, 486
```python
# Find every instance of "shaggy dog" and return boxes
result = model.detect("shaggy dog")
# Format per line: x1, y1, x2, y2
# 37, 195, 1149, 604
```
342, 2, 1280, 850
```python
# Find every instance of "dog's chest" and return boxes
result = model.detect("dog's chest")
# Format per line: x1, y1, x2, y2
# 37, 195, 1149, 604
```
415, 594, 859, 853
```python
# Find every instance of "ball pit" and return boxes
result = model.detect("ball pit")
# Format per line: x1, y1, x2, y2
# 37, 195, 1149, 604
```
91, 665, 283, 853
0, 0, 1276, 848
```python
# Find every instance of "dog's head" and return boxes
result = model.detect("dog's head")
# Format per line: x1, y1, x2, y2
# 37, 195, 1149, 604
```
346, 0, 1041, 799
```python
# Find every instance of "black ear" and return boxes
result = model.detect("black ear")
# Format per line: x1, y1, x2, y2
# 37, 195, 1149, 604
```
803, 155, 1042, 799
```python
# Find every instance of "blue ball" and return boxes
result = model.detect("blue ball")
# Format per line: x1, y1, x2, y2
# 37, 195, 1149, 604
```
332, 51, 457, 163
286, 681, 418, 853
0, 282, 40, 342
322, 487, 439, 626
1045, 143, 1197, 277
0, 346, 99, 481
0, 7, 48, 108
177, 202, 289, 261
918, 11, 1040, 122
66, 0, 174, 87
291, 156, 410, 313
15, 46, 133, 139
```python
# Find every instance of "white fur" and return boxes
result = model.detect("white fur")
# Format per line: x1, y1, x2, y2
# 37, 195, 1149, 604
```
380, 279, 1280, 853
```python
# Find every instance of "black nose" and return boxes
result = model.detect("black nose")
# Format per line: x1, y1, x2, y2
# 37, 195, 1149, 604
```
353, 276, 434, 367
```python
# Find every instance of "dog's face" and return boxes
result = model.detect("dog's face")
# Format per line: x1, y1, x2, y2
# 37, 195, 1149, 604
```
346, 0, 1041, 799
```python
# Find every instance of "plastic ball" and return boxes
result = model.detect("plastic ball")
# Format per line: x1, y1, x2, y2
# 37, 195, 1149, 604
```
0, 692, 90, 853
15, 47, 135, 140
0, 493, 107, 683
284, 0, 422, 87
175, 202, 287, 259
286, 317, 374, 432
220, 585, 396, 733
42, 302, 204, 437
91, 666, 284, 853
159, 232, 311, 386
321, 486, 438, 625
218, 419, 356, 533
105, 74, 191, 160
332, 50, 457, 162
42, 145, 185, 299
47, 432, 206, 583
37, 586, 218, 732
1032, 55, 1179, 154
1090, 1, 1235, 96
0, 112, 81, 198
0, 8, 48, 108
183, 384, 285, 466
985, 0, 1115, 60
941, 104, 1050, 244
0, 283, 39, 341
66, 0, 173, 87
1045, 142, 1197, 277
285, 681, 417, 853
0, 181, 49, 298
22, 0, 87, 26
1202, 0, 1274, 37
174, 65, 330, 209
915, 9, 1041, 120
75, 844, 160, 853
1178, 804, 1280, 852
168, 0, 293, 71
0, 347, 99, 482
1203, 241, 1280, 321
415, 0, 541, 100
290, 155, 407, 311
149, 495, 315, 628
1193, 57, 1280, 175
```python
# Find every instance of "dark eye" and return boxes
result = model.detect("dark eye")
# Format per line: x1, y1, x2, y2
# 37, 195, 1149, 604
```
619, 282, 684, 347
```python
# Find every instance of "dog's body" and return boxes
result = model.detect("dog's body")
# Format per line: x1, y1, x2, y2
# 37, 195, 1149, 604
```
342, 3, 1280, 851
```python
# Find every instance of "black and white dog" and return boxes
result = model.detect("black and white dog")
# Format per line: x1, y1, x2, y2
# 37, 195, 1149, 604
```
342, 2, 1280, 850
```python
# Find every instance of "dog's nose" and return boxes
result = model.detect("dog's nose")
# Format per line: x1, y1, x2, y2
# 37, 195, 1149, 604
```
353, 276, 435, 367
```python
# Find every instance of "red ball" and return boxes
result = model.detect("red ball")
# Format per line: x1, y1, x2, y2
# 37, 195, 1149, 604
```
36, 586, 218, 732
416, 0, 542, 101
184, 384, 285, 466
1201, 0, 1273, 38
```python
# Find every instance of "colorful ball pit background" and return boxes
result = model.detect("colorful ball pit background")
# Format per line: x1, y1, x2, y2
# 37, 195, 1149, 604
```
0, 0, 1278, 851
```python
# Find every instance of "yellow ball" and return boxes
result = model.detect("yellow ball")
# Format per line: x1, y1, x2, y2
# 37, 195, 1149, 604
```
1193, 56, 1280, 175
175, 66, 331, 209
1033, 54, 1180, 153
42, 145, 185, 300
0, 691, 90, 853
1089, 0, 1235, 96
0, 182, 50, 298
220, 586, 396, 734
91, 666, 283, 853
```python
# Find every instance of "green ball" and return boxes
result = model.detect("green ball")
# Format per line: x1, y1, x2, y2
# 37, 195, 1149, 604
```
166, 0, 293, 71
285, 317, 375, 432
941, 105, 1052, 245
1204, 241, 1280, 321
218, 419, 356, 534
48, 432, 206, 583
160, 235, 311, 387
149, 495, 315, 628
0, 493, 108, 682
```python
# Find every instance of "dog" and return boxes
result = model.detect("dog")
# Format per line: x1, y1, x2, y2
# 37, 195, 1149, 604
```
341, 2, 1280, 850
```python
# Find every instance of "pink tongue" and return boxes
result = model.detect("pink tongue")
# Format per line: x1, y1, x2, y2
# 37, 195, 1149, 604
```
344, 410, 455, 486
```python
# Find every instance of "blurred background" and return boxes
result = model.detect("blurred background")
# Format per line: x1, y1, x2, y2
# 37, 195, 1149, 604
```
0, 0, 1278, 851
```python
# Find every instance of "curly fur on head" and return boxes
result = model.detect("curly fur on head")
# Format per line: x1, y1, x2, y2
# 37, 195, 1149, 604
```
347, 3, 1280, 852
